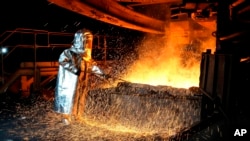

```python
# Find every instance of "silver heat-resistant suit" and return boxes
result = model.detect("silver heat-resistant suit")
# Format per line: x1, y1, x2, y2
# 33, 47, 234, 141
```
54, 29, 105, 116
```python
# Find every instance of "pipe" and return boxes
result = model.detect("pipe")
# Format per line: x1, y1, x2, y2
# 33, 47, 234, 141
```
231, 0, 245, 7
83, 0, 166, 31
219, 31, 246, 41
48, 0, 165, 34
115, 0, 181, 4
0, 68, 58, 94
0, 69, 33, 93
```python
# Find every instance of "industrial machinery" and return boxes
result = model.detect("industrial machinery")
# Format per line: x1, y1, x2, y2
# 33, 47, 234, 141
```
46, 0, 250, 140
0, 0, 250, 140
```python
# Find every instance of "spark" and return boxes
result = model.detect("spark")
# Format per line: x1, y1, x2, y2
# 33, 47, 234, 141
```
4, 85, 201, 140
43, 23, 48, 27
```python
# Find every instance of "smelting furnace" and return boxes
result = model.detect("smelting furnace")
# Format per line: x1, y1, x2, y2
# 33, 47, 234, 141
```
0, 0, 250, 140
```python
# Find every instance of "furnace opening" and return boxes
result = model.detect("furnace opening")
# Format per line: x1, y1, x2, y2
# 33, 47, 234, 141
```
122, 21, 216, 88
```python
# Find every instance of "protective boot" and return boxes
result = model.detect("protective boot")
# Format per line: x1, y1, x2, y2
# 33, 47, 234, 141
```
62, 114, 71, 125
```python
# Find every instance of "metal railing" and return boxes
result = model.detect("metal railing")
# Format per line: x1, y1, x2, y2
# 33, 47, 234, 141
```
0, 28, 74, 86
0, 28, 124, 93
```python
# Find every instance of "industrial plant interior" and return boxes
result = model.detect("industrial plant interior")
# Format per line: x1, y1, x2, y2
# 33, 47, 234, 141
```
0, 0, 250, 140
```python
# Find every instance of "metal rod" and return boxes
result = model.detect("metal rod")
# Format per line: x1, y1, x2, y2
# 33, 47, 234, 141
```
34, 33, 37, 91
1, 46, 4, 85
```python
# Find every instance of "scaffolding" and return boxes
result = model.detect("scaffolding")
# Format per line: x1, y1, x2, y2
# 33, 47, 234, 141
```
0, 28, 120, 96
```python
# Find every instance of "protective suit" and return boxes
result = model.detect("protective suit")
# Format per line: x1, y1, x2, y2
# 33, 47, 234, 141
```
54, 29, 105, 121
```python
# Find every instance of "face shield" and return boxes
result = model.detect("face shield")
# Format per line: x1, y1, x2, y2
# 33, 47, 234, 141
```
70, 29, 93, 61
73, 32, 83, 48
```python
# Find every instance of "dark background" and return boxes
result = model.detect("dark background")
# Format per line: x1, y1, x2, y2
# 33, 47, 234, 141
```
0, 0, 144, 36
0, 0, 145, 73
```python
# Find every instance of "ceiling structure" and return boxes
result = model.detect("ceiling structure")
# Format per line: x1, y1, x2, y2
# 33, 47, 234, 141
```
47, 0, 250, 57
47, 0, 218, 34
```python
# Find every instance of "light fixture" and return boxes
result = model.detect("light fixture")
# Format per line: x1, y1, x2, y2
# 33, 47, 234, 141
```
1, 47, 8, 54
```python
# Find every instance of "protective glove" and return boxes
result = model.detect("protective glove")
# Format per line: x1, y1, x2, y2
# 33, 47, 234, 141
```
72, 67, 80, 75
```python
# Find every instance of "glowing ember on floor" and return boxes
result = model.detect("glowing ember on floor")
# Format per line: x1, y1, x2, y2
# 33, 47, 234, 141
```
2, 84, 202, 140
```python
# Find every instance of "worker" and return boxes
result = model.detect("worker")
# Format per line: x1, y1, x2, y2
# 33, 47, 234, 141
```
54, 29, 109, 124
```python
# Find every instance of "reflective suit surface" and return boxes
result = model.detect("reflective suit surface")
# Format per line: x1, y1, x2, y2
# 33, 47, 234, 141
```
54, 29, 104, 118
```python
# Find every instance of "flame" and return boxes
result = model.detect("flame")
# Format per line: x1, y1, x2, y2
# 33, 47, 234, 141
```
122, 22, 215, 88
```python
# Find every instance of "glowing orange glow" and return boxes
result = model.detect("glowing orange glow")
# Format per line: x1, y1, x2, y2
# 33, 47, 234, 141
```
83, 118, 141, 134
122, 22, 215, 88
82, 117, 178, 137
83, 48, 92, 61
83, 35, 93, 62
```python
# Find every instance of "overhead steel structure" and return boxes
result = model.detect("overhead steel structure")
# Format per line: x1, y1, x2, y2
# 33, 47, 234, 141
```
47, 0, 183, 34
